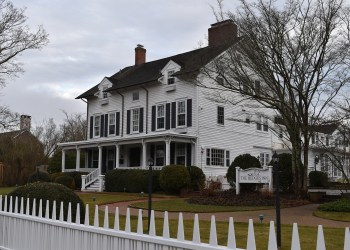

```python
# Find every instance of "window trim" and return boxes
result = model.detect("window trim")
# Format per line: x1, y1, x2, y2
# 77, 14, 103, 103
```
206, 147, 229, 167
256, 116, 268, 132
156, 103, 165, 131
167, 70, 175, 85
217, 106, 224, 125
176, 100, 187, 128
108, 112, 116, 136
93, 115, 101, 138
175, 143, 186, 165
131, 108, 140, 133
132, 91, 139, 101
102, 86, 109, 99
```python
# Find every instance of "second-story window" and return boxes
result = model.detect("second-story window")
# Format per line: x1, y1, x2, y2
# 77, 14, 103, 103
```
177, 100, 186, 127
133, 91, 139, 101
157, 104, 165, 130
109, 113, 116, 135
102, 86, 108, 99
94, 116, 100, 137
132, 108, 140, 132
167, 70, 175, 85
217, 106, 224, 125
257, 116, 268, 132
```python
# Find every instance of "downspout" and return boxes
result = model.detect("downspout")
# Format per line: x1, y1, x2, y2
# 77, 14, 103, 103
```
141, 86, 149, 134
116, 91, 125, 137
80, 98, 88, 140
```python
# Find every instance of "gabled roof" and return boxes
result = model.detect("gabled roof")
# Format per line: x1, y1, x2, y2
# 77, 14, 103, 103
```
0, 129, 32, 139
76, 40, 242, 99
312, 123, 339, 135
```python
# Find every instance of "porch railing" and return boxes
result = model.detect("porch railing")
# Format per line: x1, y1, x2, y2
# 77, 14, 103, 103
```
118, 166, 164, 171
81, 168, 99, 191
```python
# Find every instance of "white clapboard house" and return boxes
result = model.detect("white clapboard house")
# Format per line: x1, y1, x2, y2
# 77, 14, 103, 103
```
58, 20, 275, 191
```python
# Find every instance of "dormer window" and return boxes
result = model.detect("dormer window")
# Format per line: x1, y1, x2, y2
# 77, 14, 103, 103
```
133, 91, 139, 101
167, 70, 175, 85
102, 86, 108, 99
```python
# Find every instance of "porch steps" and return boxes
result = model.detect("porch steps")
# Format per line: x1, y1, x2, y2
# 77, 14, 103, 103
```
84, 179, 103, 192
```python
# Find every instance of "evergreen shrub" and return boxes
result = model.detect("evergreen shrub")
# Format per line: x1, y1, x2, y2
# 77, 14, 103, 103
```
318, 198, 350, 212
309, 171, 329, 188
27, 170, 51, 183
55, 175, 76, 190
187, 166, 205, 191
160, 165, 191, 194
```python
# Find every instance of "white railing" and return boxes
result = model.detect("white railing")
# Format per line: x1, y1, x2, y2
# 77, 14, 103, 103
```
118, 166, 164, 170
0, 195, 349, 250
81, 168, 99, 190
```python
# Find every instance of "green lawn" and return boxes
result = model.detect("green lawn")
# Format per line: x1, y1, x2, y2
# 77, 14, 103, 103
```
78, 192, 144, 205
0, 186, 17, 195
130, 199, 273, 213
313, 210, 350, 222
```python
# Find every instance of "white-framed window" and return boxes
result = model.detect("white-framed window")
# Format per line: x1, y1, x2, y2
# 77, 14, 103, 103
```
206, 148, 230, 167
132, 92, 139, 101
102, 86, 108, 99
91, 150, 99, 168
156, 104, 165, 130
94, 115, 100, 137
109, 113, 116, 135
177, 100, 186, 127
217, 106, 224, 125
167, 70, 175, 85
321, 154, 331, 177
257, 116, 268, 132
259, 153, 270, 166
176, 143, 186, 165
132, 108, 139, 132
155, 144, 165, 166
333, 156, 343, 177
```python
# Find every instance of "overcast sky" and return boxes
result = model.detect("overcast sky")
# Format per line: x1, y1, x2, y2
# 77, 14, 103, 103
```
0, 0, 239, 127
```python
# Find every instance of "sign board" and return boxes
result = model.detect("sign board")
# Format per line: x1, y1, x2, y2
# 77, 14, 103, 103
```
235, 166, 273, 195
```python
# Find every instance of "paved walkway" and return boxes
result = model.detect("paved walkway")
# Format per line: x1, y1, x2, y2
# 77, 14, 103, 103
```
100, 198, 350, 228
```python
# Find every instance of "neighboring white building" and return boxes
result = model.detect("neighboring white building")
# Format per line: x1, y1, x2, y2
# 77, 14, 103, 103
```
58, 20, 277, 191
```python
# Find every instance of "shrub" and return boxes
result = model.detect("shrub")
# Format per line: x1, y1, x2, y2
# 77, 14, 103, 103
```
64, 171, 89, 189
160, 165, 191, 194
49, 172, 65, 182
28, 170, 51, 183
309, 171, 329, 188
200, 179, 222, 197
276, 153, 293, 193
55, 175, 76, 189
6, 182, 85, 222
187, 166, 205, 191
47, 164, 61, 174
226, 154, 261, 190
318, 198, 350, 212
105, 169, 161, 193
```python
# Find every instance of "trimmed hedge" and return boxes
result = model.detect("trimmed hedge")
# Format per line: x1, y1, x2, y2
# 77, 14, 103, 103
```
28, 170, 51, 183
49, 171, 88, 189
7, 182, 85, 222
105, 169, 161, 193
275, 153, 293, 193
55, 175, 76, 189
318, 198, 350, 212
160, 165, 191, 194
187, 166, 205, 191
309, 171, 329, 188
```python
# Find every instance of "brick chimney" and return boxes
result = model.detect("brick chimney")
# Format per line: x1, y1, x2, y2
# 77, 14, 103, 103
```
208, 20, 238, 47
135, 44, 146, 65
20, 115, 31, 131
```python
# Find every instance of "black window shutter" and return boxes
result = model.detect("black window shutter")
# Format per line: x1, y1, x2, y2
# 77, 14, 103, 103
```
187, 99, 192, 127
89, 116, 93, 139
166, 103, 170, 130
88, 150, 92, 167
150, 145, 155, 159
151, 105, 156, 131
116, 112, 120, 136
186, 143, 192, 166
170, 142, 175, 165
139, 108, 144, 133
126, 110, 130, 134
171, 102, 176, 128
104, 114, 108, 137
100, 115, 104, 137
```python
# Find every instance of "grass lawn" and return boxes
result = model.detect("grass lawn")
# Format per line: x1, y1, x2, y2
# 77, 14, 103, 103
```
78, 192, 145, 205
0, 186, 18, 195
130, 199, 273, 213
313, 210, 350, 222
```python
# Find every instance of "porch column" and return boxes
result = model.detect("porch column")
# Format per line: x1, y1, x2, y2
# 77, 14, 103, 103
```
115, 144, 120, 168
76, 147, 81, 171
142, 140, 147, 169
62, 149, 66, 172
98, 145, 102, 175
191, 142, 196, 166
165, 138, 171, 166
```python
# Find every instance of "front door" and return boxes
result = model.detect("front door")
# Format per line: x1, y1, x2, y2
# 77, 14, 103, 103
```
107, 148, 115, 171
129, 147, 141, 167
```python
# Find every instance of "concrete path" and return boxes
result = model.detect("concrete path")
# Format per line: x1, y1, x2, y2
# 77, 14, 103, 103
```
100, 199, 350, 228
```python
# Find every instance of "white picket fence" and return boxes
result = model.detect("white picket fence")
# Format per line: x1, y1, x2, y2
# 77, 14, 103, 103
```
0, 195, 349, 250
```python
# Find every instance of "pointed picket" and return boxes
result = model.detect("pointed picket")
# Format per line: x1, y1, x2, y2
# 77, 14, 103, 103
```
344, 227, 350, 250
38, 199, 42, 218
4, 195, 7, 212
163, 211, 170, 238
14, 197, 18, 214
94, 205, 99, 227
32, 198, 36, 216
103, 206, 109, 229
177, 212, 184, 241
125, 208, 131, 232
67, 203, 72, 223
209, 215, 218, 246
59, 202, 64, 221
316, 225, 326, 250
9, 196, 12, 213
149, 210, 156, 236
291, 223, 301, 250
45, 200, 50, 219
84, 204, 89, 226
20, 197, 24, 214
75, 203, 80, 224
193, 214, 201, 244
137, 209, 143, 234
52, 200, 56, 220
227, 217, 236, 249
247, 219, 256, 250
26, 198, 30, 215
0, 195, 3, 212
114, 207, 119, 230
268, 221, 277, 250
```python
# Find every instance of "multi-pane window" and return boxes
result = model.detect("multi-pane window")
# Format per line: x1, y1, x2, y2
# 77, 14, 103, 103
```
155, 145, 165, 166
109, 113, 116, 135
92, 150, 98, 168
94, 116, 100, 137
177, 101, 186, 127
176, 143, 186, 165
206, 148, 228, 166
157, 104, 165, 130
102, 86, 108, 99
257, 116, 268, 131
167, 70, 175, 84
217, 106, 224, 125
259, 153, 270, 166
133, 92, 139, 101
132, 108, 139, 132
321, 154, 331, 177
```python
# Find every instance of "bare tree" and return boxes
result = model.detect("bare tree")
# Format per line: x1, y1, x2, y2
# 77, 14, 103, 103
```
0, 106, 19, 131
202, 0, 350, 195
60, 110, 87, 142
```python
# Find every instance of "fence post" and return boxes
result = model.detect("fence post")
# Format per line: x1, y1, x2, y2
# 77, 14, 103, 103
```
81, 175, 87, 191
